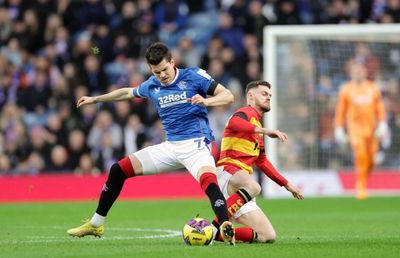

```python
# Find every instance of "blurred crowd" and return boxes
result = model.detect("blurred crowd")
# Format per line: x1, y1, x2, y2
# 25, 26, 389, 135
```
0, 0, 399, 175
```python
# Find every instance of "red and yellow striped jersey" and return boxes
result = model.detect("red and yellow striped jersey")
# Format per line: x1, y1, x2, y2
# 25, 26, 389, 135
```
217, 106, 263, 174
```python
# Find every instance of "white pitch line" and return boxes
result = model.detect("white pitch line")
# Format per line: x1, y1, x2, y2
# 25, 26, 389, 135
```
0, 227, 182, 245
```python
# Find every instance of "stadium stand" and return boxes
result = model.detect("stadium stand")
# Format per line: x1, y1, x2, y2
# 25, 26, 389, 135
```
0, 0, 399, 176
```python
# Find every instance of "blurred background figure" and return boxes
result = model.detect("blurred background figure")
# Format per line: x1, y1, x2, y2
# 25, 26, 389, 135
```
74, 153, 101, 176
334, 62, 389, 200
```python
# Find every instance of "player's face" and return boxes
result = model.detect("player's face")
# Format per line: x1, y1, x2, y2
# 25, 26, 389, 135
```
253, 85, 271, 113
149, 58, 176, 84
350, 63, 367, 82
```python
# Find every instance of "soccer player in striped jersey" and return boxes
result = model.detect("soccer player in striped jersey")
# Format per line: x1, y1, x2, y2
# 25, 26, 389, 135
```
212, 80, 304, 243
67, 42, 251, 245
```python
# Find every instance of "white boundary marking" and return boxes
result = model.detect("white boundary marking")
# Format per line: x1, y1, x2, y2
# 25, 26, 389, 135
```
0, 226, 182, 245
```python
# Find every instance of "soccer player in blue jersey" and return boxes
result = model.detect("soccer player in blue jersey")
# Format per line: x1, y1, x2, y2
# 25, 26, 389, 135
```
67, 42, 251, 245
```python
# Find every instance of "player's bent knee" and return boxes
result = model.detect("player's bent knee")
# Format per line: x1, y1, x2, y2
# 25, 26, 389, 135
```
229, 172, 261, 197
251, 181, 262, 197
243, 180, 261, 198
257, 231, 276, 243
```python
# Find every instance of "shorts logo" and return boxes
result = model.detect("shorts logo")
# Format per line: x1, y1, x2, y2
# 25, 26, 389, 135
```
158, 92, 187, 108
227, 199, 243, 216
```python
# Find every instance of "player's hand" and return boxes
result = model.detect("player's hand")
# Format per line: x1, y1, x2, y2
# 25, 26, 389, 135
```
334, 127, 347, 146
188, 94, 208, 107
256, 128, 288, 142
77, 96, 96, 108
375, 122, 389, 139
285, 182, 304, 200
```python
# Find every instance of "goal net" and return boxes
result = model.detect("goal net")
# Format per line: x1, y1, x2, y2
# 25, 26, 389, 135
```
263, 24, 400, 172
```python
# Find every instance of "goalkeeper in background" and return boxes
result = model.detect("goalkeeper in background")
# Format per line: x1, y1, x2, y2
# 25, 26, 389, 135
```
211, 80, 304, 244
334, 62, 389, 200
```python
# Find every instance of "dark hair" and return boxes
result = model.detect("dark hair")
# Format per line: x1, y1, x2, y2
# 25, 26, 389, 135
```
145, 42, 172, 65
245, 80, 271, 93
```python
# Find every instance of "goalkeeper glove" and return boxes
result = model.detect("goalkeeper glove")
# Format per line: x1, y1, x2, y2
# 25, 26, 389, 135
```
375, 121, 389, 139
334, 127, 348, 146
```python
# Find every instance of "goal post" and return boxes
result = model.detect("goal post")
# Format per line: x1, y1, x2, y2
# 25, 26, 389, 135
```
263, 24, 400, 172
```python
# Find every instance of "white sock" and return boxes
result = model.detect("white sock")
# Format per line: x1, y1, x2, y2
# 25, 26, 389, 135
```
90, 213, 105, 227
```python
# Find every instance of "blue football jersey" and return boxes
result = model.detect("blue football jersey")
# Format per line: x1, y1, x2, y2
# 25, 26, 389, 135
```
132, 68, 217, 141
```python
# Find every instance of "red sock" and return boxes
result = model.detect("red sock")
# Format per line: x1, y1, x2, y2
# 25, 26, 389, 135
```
199, 172, 217, 191
118, 157, 135, 178
216, 227, 257, 243
213, 189, 252, 224
235, 227, 257, 243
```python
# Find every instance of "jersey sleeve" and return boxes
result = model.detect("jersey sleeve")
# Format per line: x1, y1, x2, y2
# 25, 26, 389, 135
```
226, 112, 257, 133
194, 68, 216, 95
255, 153, 288, 186
374, 87, 386, 121
132, 79, 151, 98
334, 85, 348, 127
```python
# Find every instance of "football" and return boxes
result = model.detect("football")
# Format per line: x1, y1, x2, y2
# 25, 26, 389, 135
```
182, 217, 214, 246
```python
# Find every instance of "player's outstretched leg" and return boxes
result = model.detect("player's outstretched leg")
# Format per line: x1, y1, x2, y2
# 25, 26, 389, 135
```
199, 172, 235, 245
67, 157, 135, 237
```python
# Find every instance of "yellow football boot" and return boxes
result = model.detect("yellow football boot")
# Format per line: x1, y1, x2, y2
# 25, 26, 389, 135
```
67, 220, 104, 238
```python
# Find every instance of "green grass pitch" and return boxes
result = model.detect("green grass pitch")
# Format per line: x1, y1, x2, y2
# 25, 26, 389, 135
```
0, 197, 399, 258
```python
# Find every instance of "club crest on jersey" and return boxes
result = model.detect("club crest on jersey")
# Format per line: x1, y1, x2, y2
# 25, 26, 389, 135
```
154, 87, 161, 94
177, 81, 187, 90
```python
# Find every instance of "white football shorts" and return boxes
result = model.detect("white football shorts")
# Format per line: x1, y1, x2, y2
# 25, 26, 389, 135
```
216, 166, 261, 219
133, 137, 215, 181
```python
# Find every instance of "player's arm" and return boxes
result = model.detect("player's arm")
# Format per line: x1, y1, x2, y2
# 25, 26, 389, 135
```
226, 113, 288, 141
334, 86, 348, 144
255, 153, 304, 200
255, 127, 288, 142
374, 88, 389, 138
77, 87, 134, 108
334, 87, 347, 127
190, 83, 234, 107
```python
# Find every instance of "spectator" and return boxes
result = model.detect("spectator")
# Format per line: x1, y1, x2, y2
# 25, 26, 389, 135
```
76, 0, 109, 31
17, 71, 51, 113
27, 125, 53, 167
74, 153, 101, 175
68, 128, 89, 170
276, 0, 302, 25
78, 55, 109, 94
0, 7, 12, 45
383, 0, 400, 23
124, 114, 147, 156
154, 0, 188, 48
45, 144, 73, 173
45, 112, 68, 146
87, 110, 123, 170
216, 11, 245, 56
176, 37, 201, 68
244, 0, 270, 44
0, 154, 12, 174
